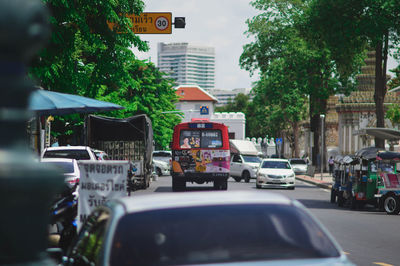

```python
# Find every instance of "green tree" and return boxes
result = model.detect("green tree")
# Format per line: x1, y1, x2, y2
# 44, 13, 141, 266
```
29, 0, 180, 148
215, 93, 265, 138
304, 0, 400, 148
253, 57, 308, 157
386, 104, 400, 127
240, 0, 351, 162
215, 93, 250, 113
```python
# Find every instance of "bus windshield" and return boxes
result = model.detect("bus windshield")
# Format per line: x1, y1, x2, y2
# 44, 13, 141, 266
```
180, 130, 222, 149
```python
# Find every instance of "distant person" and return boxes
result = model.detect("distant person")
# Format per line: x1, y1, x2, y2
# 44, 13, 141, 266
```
328, 156, 334, 175
181, 137, 191, 149
51, 137, 59, 147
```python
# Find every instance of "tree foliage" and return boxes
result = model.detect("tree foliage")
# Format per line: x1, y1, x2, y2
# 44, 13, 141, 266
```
215, 93, 264, 138
240, 0, 353, 160
304, 0, 400, 147
29, 0, 180, 149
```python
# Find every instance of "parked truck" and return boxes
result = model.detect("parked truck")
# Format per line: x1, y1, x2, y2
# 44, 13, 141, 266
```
85, 114, 154, 191
229, 139, 262, 182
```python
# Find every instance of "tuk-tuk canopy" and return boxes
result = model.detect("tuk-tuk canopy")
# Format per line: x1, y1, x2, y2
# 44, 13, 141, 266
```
334, 155, 343, 164
355, 147, 385, 160
342, 155, 358, 165
377, 151, 400, 161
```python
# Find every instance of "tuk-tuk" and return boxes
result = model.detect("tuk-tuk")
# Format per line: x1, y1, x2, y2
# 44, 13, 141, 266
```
352, 147, 385, 209
374, 151, 400, 215
331, 155, 357, 207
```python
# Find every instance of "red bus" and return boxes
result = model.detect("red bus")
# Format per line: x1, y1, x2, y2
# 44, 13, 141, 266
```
171, 119, 230, 191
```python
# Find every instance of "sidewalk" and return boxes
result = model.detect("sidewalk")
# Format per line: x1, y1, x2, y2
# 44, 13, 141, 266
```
296, 172, 333, 190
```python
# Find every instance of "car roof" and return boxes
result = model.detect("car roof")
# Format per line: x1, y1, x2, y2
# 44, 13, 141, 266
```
114, 191, 294, 214
262, 158, 289, 162
40, 158, 76, 163
44, 146, 91, 151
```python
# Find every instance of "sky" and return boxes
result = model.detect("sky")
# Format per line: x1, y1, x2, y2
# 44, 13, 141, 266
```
134, 0, 399, 90
134, 0, 260, 91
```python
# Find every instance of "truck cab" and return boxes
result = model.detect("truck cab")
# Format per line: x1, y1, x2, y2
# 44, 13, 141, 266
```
229, 140, 261, 182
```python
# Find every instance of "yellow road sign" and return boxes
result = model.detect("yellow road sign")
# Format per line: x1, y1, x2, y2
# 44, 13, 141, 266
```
107, 12, 172, 34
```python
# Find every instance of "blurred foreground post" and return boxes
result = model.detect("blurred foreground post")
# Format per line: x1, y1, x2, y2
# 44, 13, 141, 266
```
0, 0, 64, 265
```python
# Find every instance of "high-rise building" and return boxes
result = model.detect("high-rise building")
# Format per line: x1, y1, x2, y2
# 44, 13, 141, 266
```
157, 42, 215, 89
206, 88, 253, 107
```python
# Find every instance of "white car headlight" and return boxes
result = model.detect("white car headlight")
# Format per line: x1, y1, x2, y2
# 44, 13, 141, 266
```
287, 174, 295, 178
258, 173, 268, 178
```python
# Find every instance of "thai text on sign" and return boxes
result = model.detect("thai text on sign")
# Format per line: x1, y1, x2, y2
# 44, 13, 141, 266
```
107, 12, 172, 34
77, 161, 129, 230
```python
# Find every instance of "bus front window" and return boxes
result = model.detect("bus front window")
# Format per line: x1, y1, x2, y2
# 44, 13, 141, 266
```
179, 130, 222, 149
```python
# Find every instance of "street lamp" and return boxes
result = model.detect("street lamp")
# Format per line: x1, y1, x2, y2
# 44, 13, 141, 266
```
320, 114, 325, 180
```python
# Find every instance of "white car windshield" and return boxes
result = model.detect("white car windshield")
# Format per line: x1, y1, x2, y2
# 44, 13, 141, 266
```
242, 155, 261, 163
43, 149, 91, 160
262, 161, 291, 169
290, 159, 307, 165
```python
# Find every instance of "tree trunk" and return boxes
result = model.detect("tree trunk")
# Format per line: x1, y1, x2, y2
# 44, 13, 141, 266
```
293, 121, 300, 158
374, 38, 388, 149
310, 96, 327, 167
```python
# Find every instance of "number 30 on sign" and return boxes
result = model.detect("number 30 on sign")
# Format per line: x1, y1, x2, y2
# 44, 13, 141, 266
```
155, 16, 169, 31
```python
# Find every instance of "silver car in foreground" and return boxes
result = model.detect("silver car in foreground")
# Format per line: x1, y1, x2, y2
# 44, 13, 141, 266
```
65, 191, 353, 266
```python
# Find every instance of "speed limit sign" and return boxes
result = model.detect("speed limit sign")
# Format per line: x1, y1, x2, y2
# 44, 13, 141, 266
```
108, 13, 172, 34
155, 16, 169, 31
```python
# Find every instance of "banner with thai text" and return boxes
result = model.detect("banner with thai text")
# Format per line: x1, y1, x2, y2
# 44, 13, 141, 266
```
77, 161, 129, 230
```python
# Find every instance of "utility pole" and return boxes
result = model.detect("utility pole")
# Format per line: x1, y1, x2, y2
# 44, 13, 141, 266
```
320, 114, 325, 180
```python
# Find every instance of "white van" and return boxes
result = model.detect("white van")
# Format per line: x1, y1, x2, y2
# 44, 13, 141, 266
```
230, 140, 262, 182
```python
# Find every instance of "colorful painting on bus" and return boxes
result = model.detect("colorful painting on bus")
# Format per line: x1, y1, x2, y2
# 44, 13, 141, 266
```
172, 149, 230, 174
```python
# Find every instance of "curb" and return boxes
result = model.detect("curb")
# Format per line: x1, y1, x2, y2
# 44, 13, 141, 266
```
296, 175, 332, 190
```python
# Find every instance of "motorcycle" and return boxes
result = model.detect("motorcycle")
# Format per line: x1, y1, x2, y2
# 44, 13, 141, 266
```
49, 183, 78, 253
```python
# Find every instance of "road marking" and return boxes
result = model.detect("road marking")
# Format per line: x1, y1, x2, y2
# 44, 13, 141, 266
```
343, 252, 350, 255
373, 263, 394, 266
322, 188, 330, 193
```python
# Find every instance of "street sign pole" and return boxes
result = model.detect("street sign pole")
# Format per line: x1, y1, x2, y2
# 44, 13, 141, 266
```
320, 114, 325, 180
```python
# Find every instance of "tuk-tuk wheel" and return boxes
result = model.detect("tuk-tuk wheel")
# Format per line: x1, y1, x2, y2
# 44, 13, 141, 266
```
330, 189, 336, 203
350, 196, 357, 210
383, 194, 400, 215
337, 192, 344, 207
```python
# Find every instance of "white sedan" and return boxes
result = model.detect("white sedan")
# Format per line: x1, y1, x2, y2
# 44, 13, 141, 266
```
40, 158, 80, 187
153, 159, 170, 176
256, 158, 296, 190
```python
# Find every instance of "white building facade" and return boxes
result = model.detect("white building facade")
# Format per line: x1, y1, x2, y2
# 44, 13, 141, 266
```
158, 42, 215, 89
175, 85, 218, 122
211, 112, 246, 140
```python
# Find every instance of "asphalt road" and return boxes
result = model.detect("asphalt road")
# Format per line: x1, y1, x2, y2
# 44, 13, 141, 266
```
134, 175, 399, 266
